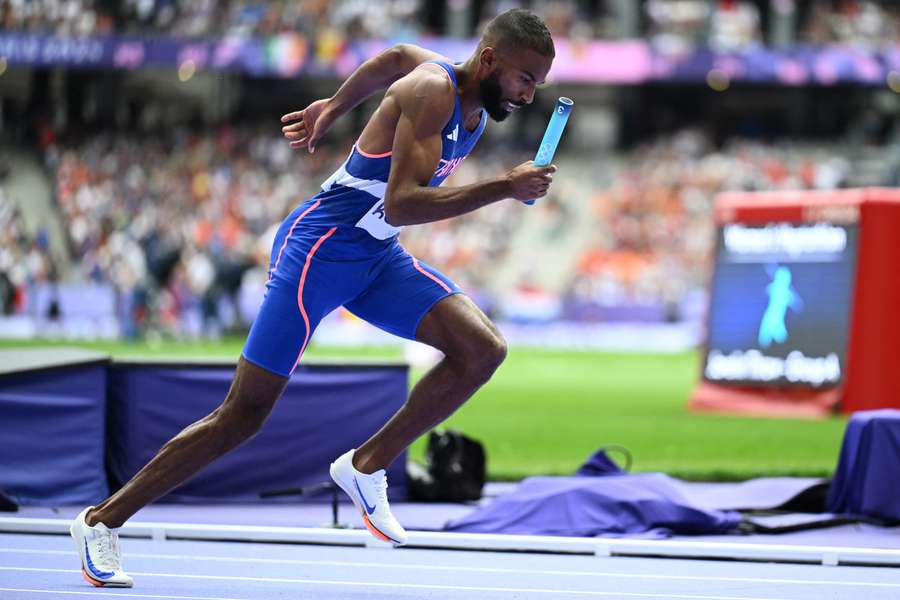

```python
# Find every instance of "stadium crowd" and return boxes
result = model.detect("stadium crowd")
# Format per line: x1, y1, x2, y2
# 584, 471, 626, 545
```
32, 123, 524, 336
566, 130, 852, 322
801, 0, 900, 47
0, 0, 426, 38
3, 0, 898, 336
3, 0, 899, 47
644, 0, 900, 53
48, 123, 326, 336
0, 188, 57, 316
0, 117, 877, 336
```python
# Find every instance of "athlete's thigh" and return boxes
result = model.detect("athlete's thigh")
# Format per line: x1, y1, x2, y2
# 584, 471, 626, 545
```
413, 292, 503, 356
343, 244, 463, 343
243, 225, 357, 377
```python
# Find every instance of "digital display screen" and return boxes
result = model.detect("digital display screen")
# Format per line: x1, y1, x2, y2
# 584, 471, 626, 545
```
704, 222, 858, 388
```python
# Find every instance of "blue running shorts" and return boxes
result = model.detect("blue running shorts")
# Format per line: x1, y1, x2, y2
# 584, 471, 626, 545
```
242, 201, 461, 377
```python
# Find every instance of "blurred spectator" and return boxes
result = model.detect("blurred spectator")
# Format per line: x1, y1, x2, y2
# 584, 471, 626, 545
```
0, 0, 114, 36
644, 0, 711, 54
800, 0, 900, 48
0, 188, 56, 315
708, 0, 761, 52
477, 1, 603, 40
644, 0, 761, 54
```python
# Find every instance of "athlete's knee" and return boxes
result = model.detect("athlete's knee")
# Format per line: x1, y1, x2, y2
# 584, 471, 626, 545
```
214, 389, 280, 445
213, 357, 288, 444
213, 401, 270, 446
482, 330, 508, 373
459, 329, 507, 383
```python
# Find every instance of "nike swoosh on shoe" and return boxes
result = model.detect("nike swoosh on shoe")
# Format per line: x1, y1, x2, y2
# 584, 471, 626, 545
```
353, 476, 377, 514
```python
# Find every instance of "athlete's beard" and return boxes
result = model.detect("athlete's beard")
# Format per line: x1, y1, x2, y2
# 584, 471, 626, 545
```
479, 68, 512, 122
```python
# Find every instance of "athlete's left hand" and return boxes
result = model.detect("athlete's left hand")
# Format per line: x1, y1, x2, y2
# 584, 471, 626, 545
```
281, 98, 335, 153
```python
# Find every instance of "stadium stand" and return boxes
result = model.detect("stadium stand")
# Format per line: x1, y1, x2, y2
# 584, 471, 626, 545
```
2, 0, 900, 340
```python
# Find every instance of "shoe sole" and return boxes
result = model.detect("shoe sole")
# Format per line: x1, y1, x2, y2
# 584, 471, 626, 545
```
329, 462, 404, 545
70, 517, 133, 588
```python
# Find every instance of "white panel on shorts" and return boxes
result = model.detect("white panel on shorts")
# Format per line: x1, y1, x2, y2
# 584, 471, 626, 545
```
355, 199, 403, 240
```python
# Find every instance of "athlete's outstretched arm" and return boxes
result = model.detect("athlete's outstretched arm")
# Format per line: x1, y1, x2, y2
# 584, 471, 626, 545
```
383, 71, 555, 226
281, 44, 448, 152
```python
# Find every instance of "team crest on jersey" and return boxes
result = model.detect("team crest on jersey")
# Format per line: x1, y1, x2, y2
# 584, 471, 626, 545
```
434, 156, 466, 179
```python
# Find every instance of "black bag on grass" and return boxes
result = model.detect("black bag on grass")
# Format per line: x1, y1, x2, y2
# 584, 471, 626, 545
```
407, 430, 486, 502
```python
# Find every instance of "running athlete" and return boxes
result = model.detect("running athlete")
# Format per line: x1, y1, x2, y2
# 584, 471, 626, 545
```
71, 9, 555, 587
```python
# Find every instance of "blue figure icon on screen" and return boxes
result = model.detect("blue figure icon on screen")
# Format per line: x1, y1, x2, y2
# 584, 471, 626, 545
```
758, 266, 803, 347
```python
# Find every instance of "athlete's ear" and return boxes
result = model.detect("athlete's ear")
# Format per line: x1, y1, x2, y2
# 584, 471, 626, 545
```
478, 46, 497, 75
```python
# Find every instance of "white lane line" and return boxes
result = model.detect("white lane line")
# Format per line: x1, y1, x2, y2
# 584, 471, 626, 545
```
0, 589, 246, 600
0, 567, 795, 600
3, 548, 897, 589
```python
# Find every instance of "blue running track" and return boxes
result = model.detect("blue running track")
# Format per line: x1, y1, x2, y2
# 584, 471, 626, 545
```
2, 532, 900, 599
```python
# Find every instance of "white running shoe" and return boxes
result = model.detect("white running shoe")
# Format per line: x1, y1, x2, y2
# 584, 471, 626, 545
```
330, 449, 408, 545
70, 506, 134, 588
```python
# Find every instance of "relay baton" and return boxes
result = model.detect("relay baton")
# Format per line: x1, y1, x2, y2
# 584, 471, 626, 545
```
525, 96, 574, 205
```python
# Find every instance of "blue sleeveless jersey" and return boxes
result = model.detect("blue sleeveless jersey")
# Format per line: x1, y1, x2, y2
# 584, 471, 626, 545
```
300, 60, 487, 254
244, 61, 481, 376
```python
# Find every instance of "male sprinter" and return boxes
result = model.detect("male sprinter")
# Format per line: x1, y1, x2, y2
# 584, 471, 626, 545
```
71, 9, 555, 587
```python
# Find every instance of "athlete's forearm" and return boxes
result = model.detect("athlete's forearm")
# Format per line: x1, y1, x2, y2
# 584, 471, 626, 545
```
327, 45, 423, 117
385, 176, 513, 226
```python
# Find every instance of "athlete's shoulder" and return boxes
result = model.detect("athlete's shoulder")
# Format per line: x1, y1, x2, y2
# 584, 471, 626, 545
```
389, 63, 455, 124
392, 43, 453, 71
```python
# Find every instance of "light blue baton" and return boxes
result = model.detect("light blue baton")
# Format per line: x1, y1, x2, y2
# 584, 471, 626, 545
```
525, 96, 574, 205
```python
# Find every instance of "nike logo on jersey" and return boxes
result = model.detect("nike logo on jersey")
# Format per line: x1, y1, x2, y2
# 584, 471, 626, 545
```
446, 124, 458, 142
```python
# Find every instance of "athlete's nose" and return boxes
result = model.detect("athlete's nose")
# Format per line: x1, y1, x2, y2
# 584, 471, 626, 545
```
520, 83, 536, 105
520, 89, 535, 105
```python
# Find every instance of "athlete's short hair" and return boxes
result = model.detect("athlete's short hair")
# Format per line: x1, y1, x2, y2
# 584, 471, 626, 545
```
480, 9, 555, 59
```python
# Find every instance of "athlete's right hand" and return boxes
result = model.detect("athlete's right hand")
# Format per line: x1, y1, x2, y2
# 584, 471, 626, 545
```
506, 161, 557, 202
281, 98, 335, 153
